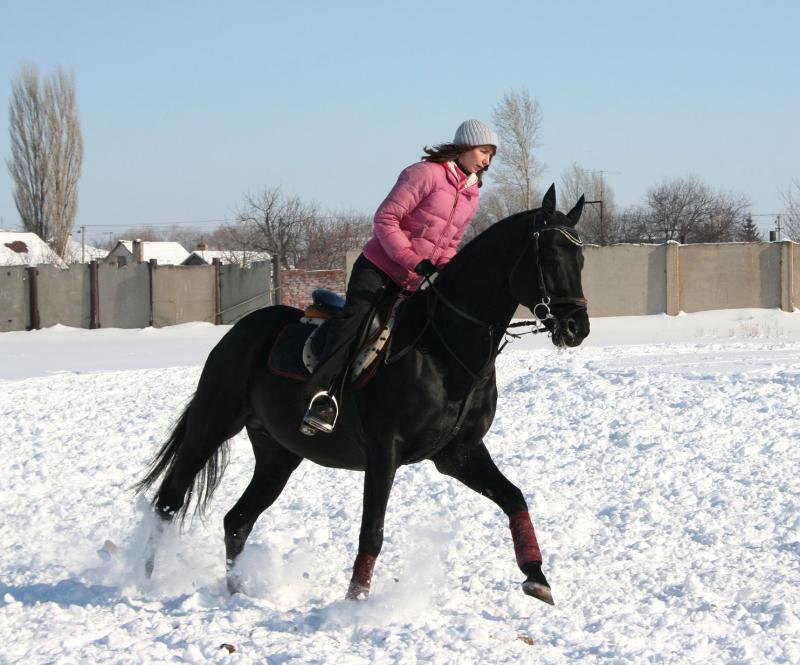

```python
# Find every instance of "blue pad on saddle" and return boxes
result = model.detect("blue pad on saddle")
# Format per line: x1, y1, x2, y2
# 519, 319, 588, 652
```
311, 289, 345, 315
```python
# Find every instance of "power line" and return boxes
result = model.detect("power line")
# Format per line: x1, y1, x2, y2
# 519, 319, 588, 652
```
77, 218, 232, 229
75, 212, 370, 230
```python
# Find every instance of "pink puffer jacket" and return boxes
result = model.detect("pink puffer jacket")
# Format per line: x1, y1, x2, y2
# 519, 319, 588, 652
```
363, 161, 480, 290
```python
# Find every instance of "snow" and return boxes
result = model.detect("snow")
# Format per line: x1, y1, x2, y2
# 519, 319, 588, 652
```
184, 249, 272, 267
64, 238, 109, 263
111, 240, 191, 266
1, 309, 799, 663
0, 231, 67, 267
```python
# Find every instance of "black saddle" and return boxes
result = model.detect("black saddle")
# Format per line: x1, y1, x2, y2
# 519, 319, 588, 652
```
268, 290, 394, 384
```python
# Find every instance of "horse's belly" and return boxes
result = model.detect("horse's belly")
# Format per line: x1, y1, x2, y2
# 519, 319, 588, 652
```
271, 428, 367, 471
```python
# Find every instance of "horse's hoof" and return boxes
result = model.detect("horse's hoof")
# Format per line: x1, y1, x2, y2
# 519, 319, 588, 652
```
345, 582, 370, 601
227, 574, 244, 595
522, 580, 554, 605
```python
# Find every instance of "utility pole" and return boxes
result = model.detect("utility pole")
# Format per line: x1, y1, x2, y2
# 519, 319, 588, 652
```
80, 225, 86, 263
587, 169, 621, 245
585, 200, 603, 241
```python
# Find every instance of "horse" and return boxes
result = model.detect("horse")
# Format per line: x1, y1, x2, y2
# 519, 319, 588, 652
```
137, 185, 590, 606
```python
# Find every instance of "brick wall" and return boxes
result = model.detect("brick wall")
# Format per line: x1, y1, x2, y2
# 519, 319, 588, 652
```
280, 268, 346, 308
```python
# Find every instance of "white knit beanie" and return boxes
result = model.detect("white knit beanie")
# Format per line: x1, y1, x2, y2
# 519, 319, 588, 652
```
453, 119, 499, 150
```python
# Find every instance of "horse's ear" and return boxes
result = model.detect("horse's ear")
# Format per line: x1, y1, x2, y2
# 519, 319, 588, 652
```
542, 184, 556, 216
566, 195, 585, 226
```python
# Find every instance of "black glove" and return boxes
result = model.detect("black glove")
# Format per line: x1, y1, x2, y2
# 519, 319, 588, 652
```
414, 259, 437, 277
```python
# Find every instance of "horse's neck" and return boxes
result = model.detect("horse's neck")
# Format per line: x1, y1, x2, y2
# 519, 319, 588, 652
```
436, 227, 521, 334
390, 219, 526, 372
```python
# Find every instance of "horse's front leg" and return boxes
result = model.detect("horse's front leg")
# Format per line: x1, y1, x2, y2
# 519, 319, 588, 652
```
347, 445, 398, 600
432, 440, 554, 605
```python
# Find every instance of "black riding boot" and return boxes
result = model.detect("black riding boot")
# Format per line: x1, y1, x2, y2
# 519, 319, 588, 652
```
300, 255, 399, 435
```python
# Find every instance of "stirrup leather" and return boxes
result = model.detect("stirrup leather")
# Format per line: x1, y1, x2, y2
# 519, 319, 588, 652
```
301, 391, 339, 434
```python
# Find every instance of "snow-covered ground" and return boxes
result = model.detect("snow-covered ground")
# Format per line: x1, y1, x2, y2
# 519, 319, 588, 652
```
1, 309, 799, 663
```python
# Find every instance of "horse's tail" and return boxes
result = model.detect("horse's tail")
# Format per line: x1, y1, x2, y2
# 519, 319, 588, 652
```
134, 393, 231, 524
135, 306, 302, 524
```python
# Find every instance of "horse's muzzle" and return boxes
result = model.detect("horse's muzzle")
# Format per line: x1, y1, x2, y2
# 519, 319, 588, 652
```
549, 306, 590, 348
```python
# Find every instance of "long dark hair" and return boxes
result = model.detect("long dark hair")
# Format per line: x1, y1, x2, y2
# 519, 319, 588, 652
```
421, 143, 494, 186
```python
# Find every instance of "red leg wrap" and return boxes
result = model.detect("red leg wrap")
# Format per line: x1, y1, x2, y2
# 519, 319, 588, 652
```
350, 553, 377, 589
509, 511, 542, 566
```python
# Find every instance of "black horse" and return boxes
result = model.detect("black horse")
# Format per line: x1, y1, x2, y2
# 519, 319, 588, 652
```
137, 185, 589, 606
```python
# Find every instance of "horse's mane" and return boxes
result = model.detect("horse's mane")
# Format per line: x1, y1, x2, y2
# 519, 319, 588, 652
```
440, 208, 537, 279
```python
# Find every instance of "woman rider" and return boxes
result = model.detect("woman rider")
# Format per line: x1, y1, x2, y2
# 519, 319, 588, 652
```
301, 119, 499, 435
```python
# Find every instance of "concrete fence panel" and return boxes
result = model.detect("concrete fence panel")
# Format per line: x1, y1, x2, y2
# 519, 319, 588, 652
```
37, 264, 91, 328
582, 244, 667, 317
679, 243, 781, 313
152, 265, 215, 327
98, 262, 151, 328
515, 244, 667, 319
220, 260, 272, 324
2, 241, 797, 333
792, 242, 799, 310
0, 266, 30, 332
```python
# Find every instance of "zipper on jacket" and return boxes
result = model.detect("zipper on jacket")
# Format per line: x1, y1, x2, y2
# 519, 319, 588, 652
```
430, 163, 475, 262
431, 182, 462, 261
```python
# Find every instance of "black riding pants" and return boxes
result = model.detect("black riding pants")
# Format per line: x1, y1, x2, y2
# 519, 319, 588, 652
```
303, 254, 400, 400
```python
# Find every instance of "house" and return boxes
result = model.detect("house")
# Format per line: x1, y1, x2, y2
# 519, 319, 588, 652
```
104, 240, 190, 266
182, 246, 271, 268
64, 238, 109, 263
0, 231, 67, 268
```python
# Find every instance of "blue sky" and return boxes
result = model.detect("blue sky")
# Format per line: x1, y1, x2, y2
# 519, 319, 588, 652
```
0, 0, 797, 241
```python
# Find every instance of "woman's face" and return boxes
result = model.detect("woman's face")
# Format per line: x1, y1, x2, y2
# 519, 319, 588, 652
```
459, 145, 496, 174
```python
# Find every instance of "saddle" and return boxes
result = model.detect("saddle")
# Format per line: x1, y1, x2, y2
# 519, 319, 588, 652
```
268, 289, 400, 388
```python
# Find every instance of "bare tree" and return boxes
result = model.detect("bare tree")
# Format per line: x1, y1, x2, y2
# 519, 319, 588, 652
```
780, 180, 800, 240
490, 89, 544, 213
106, 225, 209, 249
641, 176, 749, 243
559, 163, 620, 244
6, 65, 83, 258
7, 65, 49, 243
304, 211, 372, 270
45, 69, 83, 257
615, 205, 654, 243
696, 190, 750, 243
231, 186, 318, 268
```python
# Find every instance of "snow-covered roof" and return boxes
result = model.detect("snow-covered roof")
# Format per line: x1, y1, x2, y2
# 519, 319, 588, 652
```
0, 231, 67, 268
108, 240, 190, 265
64, 238, 108, 263
183, 249, 271, 267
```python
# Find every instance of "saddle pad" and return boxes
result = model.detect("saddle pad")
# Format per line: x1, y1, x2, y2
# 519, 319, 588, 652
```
267, 321, 315, 381
267, 318, 390, 388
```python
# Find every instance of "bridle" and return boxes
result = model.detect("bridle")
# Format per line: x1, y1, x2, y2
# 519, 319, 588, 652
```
385, 217, 588, 377
508, 222, 587, 326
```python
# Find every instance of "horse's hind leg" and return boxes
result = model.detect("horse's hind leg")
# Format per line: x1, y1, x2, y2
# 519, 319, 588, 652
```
223, 425, 302, 594
144, 404, 247, 579
432, 440, 554, 605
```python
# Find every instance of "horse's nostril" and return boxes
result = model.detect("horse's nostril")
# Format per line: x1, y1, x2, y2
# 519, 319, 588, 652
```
566, 319, 578, 337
